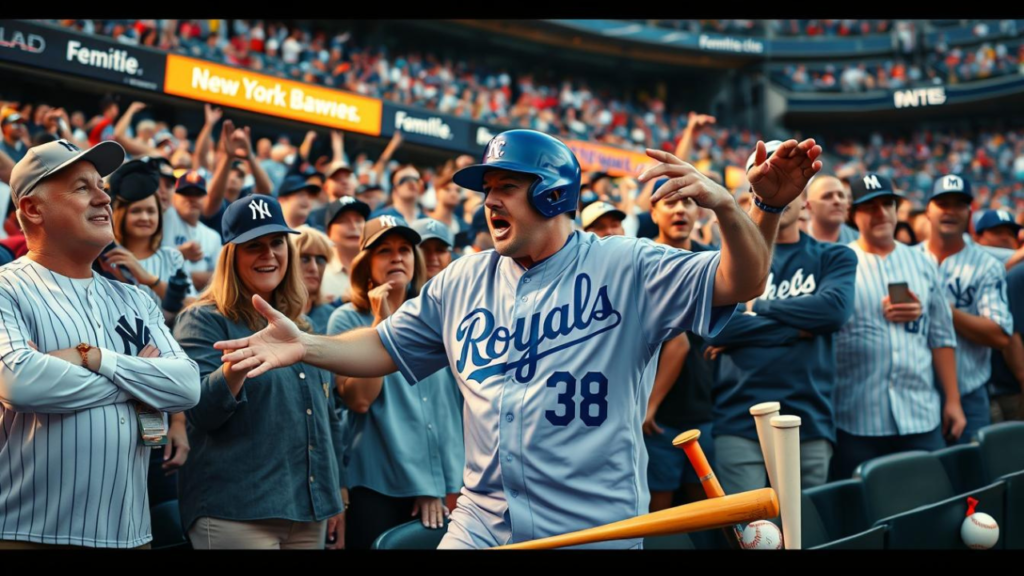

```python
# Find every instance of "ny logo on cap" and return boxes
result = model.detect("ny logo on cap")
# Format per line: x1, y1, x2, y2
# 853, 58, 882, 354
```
379, 215, 398, 228
427, 220, 440, 232
249, 198, 272, 220
997, 211, 1012, 222
486, 138, 506, 161
339, 196, 354, 205
942, 175, 963, 191
56, 139, 79, 153
863, 175, 882, 190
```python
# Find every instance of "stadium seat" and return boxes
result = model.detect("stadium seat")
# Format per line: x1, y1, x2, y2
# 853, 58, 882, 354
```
873, 481, 1006, 549
854, 451, 955, 524
976, 422, 1024, 481
150, 500, 188, 550
810, 526, 887, 550
1000, 469, 1024, 550
934, 443, 987, 494
803, 479, 871, 539
372, 519, 450, 549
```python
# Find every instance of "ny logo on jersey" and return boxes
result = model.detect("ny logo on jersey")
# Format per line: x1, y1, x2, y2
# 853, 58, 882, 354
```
948, 278, 976, 308
761, 268, 816, 300
455, 273, 623, 384
863, 175, 882, 190
379, 215, 398, 228
174, 235, 187, 246
115, 315, 153, 356
249, 198, 272, 220
941, 175, 963, 191
485, 138, 506, 161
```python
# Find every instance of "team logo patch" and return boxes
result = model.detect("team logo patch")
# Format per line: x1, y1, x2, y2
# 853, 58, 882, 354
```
379, 215, 398, 228
948, 278, 976, 308
941, 175, 963, 191
485, 138, 506, 162
249, 198, 271, 220
115, 315, 153, 355
863, 175, 882, 190
455, 273, 622, 383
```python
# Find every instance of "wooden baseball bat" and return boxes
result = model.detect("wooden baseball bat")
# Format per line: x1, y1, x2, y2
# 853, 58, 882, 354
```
493, 488, 779, 550
771, 415, 802, 550
750, 402, 781, 494
672, 429, 744, 548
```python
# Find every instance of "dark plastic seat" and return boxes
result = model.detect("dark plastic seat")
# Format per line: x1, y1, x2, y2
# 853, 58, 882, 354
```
872, 481, 1006, 549
934, 443, 987, 494
1000, 469, 1024, 550
810, 525, 887, 550
804, 479, 870, 539
150, 500, 188, 550
976, 422, 1024, 481
854, 451, 955, 524
372, 519, 450, 550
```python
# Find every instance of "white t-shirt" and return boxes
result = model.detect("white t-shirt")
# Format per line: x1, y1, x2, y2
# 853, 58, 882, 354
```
282, 37, 302, 64
161, 208, 222, 274
320, 258, 351, 303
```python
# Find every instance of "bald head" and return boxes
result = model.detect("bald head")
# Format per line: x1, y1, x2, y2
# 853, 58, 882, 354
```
806, 175, 850, 229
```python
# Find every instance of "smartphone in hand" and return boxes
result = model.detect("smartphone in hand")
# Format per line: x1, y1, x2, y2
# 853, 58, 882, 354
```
888, 282, 912, 304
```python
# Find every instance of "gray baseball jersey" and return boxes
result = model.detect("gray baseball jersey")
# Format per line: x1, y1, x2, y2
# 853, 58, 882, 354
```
919, 242, 1013, 394
376, 231, 732, 548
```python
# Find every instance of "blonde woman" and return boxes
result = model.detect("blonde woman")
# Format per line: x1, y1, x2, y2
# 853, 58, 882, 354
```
327, 216, 464, 549
174, 196, 346, 549
293, 225, 338, 335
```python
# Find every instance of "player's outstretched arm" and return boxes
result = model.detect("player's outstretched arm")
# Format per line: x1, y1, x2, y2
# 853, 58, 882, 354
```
215, 295, 397, 379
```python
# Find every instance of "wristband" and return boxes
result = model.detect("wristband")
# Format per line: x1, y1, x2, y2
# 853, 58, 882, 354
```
753, 196, 786, 214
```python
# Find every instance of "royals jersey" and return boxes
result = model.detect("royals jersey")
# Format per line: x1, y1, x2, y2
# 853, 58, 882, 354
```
377, 231, 732, 548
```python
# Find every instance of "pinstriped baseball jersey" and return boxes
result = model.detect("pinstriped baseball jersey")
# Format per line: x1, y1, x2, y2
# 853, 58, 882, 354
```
160, 209, 221, 275
918, 242, 1013, 395
376, 231, 732, 548
834, 241, 958, 437
0, 259, 200, 547
136, 248, 196, 307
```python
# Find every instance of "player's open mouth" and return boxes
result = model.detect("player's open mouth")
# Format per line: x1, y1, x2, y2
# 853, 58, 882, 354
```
671, 219, 689, 229
491, 216, 511, 240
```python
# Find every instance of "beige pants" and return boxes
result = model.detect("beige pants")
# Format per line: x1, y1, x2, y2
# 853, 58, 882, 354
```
188, 517, 327, 550
0, 540, 151, 550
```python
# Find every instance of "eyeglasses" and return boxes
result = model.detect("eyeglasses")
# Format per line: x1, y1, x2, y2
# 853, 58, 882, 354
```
397, 175, 420, 187
300, 254, 329, 267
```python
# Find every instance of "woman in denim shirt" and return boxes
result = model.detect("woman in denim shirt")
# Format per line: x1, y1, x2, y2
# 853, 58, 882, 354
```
174, 196, 345, 549
327, 216, 464, 549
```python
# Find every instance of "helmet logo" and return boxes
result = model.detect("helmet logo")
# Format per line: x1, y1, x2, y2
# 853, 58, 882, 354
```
486, 138, 506, 161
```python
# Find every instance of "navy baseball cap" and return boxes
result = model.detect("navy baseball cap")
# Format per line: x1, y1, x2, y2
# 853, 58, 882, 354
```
222, 195, 300, 244
929, 174, 973, 202
359, 215, 421, 252
411, 217, 454, 247
975, 209, 1022, 235
175, 170, 207, 196
324, 196, 371, 228
849, 173, 902, 206
278, 174, 321, 197
108, 159, 160, 203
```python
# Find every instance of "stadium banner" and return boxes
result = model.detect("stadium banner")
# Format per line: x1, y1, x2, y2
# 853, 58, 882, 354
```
564, 140, 657, 177
381, 102, 472, 152
0, 20, 166, 92
164, 54, 382, 136
787, 74, 1024, 114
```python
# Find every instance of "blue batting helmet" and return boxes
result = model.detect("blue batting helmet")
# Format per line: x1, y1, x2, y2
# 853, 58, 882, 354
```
452, 129, 581, 218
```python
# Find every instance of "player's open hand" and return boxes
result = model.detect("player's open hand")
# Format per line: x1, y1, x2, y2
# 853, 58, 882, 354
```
412, 496, 449, 530
214, 295, 307, 378
369, 281, 396, 326
637, 149, 733, 211
746, 139, 823, 208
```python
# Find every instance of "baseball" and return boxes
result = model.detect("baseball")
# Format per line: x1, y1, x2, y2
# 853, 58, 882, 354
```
740, 520, 783, 550
961, 513, 999, 550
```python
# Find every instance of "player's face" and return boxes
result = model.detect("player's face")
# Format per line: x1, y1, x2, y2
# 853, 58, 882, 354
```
481, 170, 547, 259
280, 189, 316, 225
977, 226, 1021, 250
852, 196, 898, 247
328, 211, 365, 254
926, 196, 971, 239
235, 233, 289, 301
172, 191, 205, 225
807, 177, 849, 226
652, 196, 699, 242
369, 233, 415, 289
124, 195, 160, 242
586, 214, 625, 238
299, 251, 328, 297
34, 160, 113, 250
420, 239, 452, 280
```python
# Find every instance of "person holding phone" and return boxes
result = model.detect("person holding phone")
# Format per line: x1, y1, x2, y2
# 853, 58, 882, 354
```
918, 176, 1013, 444
831, 174, 967, 480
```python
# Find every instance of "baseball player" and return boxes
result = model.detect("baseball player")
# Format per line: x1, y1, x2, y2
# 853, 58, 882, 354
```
972, 209, 1024, 269
0, 139, 200, 548
918, 176, 1013, 444
214, 130, 821, 548
831, 173, 966, 479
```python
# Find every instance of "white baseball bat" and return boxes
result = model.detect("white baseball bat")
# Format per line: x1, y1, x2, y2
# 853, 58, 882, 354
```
749, 402, 781, 494
771, 415, 802, 550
